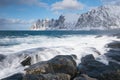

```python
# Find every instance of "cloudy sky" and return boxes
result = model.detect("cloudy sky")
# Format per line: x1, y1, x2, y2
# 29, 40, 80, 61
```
0, 0, 119, 30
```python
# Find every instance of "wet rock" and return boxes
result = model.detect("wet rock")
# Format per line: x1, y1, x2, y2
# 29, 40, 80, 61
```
74, 76, 86, 80
49, 55, 77, 77
92, 48, 101, 55
74, 74, 98, 80
25, 55, 77, 76
25, 61, 52, 75
78, 54, 120, 79
105, 42, 120, 78
21, 56, 31, 66
87, 61, 120, 79
2, 73, 24, 80
108, 61, 120, 71
25, 55, 77, 77
105, 41, 120, 62
113, 33, 120, 38
23, 73, 71, 80
78, 54, 107, 77
98, 70, 120, 80
81, 54, 106, 71
71, 54, 77, 59
95, 35, 102, 38
81, 54, 95, 65
0, 54, 6, 61
107, 41, 120, 49
105, 49, 120, 61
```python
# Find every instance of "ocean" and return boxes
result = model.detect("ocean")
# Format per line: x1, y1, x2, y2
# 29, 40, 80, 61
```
0, 30, 120, 79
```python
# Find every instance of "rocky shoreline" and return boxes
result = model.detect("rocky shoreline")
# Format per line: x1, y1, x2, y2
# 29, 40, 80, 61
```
2, 40, 120, 80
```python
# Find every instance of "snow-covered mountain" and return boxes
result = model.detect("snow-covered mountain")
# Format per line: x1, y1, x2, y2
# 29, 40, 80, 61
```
30, 15, 67, 30
76, 5, 120, 30
31, 5, 120, 30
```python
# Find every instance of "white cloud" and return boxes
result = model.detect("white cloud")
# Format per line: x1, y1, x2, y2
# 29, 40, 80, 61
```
0, 18, 36, 30
0, 18, 35, 25
51, 0, 84, 10
101, 0, 120, 6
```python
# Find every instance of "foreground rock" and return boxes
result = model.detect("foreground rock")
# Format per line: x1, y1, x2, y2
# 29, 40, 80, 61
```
25, 55, 77, 78
78, 54, 120, 80
107, 41, 120, 49
78, 54, 106, 77
105, 41, 120, 61
21, 56, 31, 66
74, 74, 97, 80
25, 61, 52, 75
2, 73, 24, 80
105, 49, 120, 61
23, 73, 71, 80
0, 54, 6, 61
98, 70, 120, 80
49, 55, 77, 77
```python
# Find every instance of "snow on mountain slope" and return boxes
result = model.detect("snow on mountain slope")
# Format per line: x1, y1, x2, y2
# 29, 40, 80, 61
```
75, 5, 120, 30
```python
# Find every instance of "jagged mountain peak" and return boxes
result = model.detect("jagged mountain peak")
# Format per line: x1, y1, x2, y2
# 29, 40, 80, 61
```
93, 5, 120, 15
76, 5, 120, 30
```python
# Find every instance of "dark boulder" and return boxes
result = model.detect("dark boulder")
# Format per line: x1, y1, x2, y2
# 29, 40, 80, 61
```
21, 56, 31, 66
98, 70, 120, 80
80, 54, 106, 70
78, 54, 120, 80
74, 76, 86, 80
105, 41, 120, 62
0, 54, 6, 61
114, 33, 120, 38
107, 41, 120, 49
108, 61, 120, 71
105, 49, 120, 61
81, 54, 95, 65
23, 73, 71, 80
71, 54, 77, 59
49, 55, 77, 77
2, 73, 24, 80
104, 41, 120, 76
25, 55, 77, 77
78, 54, 107, 78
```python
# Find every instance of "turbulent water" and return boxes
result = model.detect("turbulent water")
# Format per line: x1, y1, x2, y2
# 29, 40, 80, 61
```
0, 30, 120, 79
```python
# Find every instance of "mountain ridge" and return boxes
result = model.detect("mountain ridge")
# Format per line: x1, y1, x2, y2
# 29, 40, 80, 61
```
75, 5, 120, 30
31, 5, 120, 30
